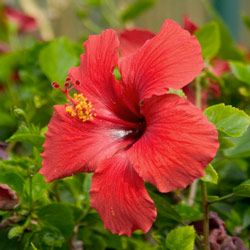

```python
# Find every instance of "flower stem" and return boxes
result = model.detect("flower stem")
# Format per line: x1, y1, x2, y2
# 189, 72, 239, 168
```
188, 76, 202, 206
201, 182, 210, 250
188, 179, 198, 206
209, 193, 234, 204
29, 173, 33, 214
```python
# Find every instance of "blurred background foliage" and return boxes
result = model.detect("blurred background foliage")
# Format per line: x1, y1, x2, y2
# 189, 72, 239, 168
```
0, 0, 250, 249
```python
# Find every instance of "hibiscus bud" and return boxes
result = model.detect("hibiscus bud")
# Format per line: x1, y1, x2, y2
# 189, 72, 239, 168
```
0, 184, 19, 210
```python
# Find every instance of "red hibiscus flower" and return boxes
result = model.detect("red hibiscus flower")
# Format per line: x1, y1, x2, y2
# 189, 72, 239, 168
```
4, 5, 37, 33
183, 16, 198, 35
40, 19, 219, 236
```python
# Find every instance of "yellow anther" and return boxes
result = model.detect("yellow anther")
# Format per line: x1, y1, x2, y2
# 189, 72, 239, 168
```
65, 93, 95, 122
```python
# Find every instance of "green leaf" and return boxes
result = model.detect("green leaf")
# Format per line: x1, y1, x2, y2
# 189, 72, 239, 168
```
7, 123, 44, 147
205, 104, 250, 137
0, 230, 19, 250
225, 127, 250, 158
168, 89, 186, 97
174, 204, 202, 221
0, 51, 24, 82
149, 191, 182, 223
8, 226, 24, 239
230, 61, 250, 85
24, 173, 49, 202
202, 2, 243, 60
30, 243, 39, 250
242, 15, 250, 31
165, 226, 195, 250
13, 108, 27, 121
201, 164, 218, 184
37, 203, 74, 239
40, 226, 65, 248
195, 21, 220, 60
120, 0, 155, 22
39, 37, 78, 83
233, 180, 250, 197
0, 171, 24, 195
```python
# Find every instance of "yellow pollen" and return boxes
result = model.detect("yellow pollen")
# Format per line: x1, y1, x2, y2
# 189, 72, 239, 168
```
65, 93, 95, 122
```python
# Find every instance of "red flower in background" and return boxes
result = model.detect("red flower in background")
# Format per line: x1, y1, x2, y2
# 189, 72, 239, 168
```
40, 19, 219, 236
183, 17, 230, 108
4, 5, 37, 33
183, 16, 199, 34
0, 42, 9, 54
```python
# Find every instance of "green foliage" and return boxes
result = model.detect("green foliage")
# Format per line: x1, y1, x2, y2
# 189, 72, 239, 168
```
225, 127, 250, 158
242, 15, 250, 30
149, 190, 182, 226
39, 38, 78, 83
37, 203, 75, 239
7, 123, 45, 148
165, 226, 195, 250
1, 1, 250, 249
195, 21, 220, 60
205, 104, 250, 137
8, 225, 25, 239
234, 180, 250, 197
201, 164, 218, 184
120, 0, 155, 22
230, 61, 250, 85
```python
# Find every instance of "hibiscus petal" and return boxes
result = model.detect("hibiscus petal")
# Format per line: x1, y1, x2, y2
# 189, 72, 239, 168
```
119, 19, 203, 101
90, 154, 156, 236
68, 29, 141, 121
118, 29, 155, 56
40, 105, 132, 182
68, 29, 119, 111
127, 94, 219, 192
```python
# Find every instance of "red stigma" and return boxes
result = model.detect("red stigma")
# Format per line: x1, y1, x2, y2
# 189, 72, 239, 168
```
75, 80, 80, 86
64, 82, 70, 88
51, 82, 60, 89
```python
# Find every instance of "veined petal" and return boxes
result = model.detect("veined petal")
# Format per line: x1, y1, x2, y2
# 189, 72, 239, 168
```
68, 29, 119, 113
40, 105, 132, 182
90, 154, 156, 236
127, 94, 219, 193
118, 29, 155, 56
68, 29, 140, 121
119, 19, 203, 101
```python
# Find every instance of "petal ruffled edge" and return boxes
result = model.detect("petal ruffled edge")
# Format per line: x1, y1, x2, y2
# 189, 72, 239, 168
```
118, 28, 155, 56
119, 19, 204, 101
127, 94, 219, 192
90, 154, 157, 236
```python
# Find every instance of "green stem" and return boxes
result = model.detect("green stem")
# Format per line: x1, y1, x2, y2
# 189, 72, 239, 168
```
195, 76, 202, 109
29, 174, 33, 213
209, 193, 234, 204
188, 77, 202, 206
27, 165, 34, 214
201, 182, 210, 250
194, 75, 210, 249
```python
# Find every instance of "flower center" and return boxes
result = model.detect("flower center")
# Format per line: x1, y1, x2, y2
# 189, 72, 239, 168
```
65, 93, 95, 122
